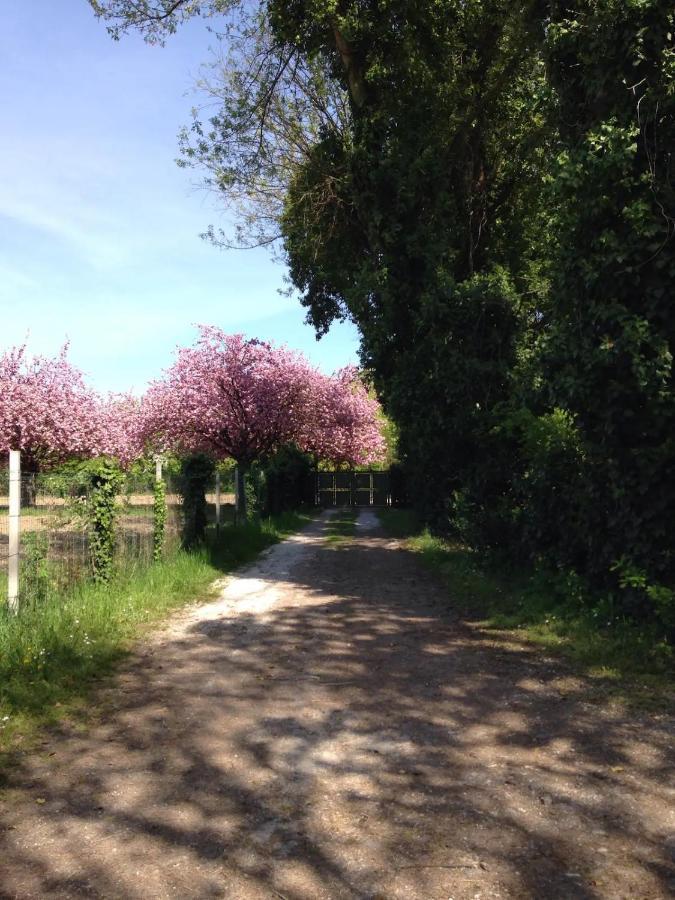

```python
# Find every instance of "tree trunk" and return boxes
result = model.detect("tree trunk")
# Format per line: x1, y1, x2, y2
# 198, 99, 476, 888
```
235, 465, 248, 521
20, 477, 37, 508
19, 456, 38, 508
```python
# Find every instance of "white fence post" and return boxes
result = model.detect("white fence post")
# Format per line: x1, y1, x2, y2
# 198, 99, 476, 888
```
155, 455, 163, 482
8, 449, 20, 612
215, 471, 221, 530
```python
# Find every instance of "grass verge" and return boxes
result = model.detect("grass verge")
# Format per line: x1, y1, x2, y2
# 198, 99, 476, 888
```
0, 509, 313, 766
378, 509, 673, 708
324, 508, 358, 546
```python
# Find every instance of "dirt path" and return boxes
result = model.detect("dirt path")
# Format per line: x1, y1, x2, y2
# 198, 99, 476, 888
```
1, 510, 673, 899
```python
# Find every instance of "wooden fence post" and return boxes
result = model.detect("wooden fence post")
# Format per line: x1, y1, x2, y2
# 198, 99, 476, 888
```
8, 449, 20, 612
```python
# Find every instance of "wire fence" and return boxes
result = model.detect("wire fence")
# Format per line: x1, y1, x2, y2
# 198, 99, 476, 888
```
0, 467, 235, 606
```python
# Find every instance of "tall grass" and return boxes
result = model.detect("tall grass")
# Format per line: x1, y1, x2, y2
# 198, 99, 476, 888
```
0, 510, 312, 757
378, 509, 673, 705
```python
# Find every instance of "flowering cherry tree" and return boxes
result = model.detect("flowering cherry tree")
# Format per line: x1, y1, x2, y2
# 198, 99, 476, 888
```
303, 367, 386, 466
142, 327, 385, 516
95, 392, 145, 467
0, 345, 146, 506
0, 345, 106, 499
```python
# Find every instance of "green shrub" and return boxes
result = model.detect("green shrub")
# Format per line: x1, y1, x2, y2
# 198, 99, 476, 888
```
87, 460, 123, 584
178, 453, 215, 548
261, 445, 313, 515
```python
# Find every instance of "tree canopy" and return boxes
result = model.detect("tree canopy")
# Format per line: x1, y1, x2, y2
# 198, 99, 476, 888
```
141, 326, 384, 468
90, 0, 675, 631
0, 344, 138, 471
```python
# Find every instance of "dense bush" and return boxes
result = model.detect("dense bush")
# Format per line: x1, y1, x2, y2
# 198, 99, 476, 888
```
261, 445, 313, 516
535, 0, 675, 625
242, 446, 313, 518
93, 0, 675, 634
177, 453, 215, 548
282, 0, 674, 632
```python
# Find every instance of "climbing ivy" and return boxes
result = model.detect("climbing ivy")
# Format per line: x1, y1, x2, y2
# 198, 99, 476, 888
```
88, 460, 123, 584
153, 476, 167, 562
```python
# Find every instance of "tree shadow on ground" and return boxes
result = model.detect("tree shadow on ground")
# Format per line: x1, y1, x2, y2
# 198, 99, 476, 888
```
0, 515, 673, 899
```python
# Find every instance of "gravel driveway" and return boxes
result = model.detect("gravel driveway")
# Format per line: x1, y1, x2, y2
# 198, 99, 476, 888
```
1, 510, 673, 899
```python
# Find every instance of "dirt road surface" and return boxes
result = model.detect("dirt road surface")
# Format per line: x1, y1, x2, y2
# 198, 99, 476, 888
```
1, 510, 673, 899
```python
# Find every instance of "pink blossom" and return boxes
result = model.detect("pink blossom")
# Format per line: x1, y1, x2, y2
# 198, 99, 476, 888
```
302, 367, 386, 466
141, 327, 385, 468
95, 392, 144, 467
0, 344, 102, 467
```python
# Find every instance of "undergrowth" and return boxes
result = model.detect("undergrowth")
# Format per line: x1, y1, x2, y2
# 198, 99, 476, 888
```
378, 509, 673, 706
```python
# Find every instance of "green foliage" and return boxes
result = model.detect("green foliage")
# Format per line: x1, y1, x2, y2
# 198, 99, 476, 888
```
494, 406, 590, 566
537, 0, 675, 616
93, 0, 675, 638
87, 460, 124, 584
153, 476, 167, 562
239, 446, 314, 518
260, 444, 313, 515
264, 1, 555, 558
126, 452, 182, 482
178, 453, 215, 548
19, 533, 52, 603
243, 462, 266, 519
274, 0, 675, 631
216, 457, 236, 492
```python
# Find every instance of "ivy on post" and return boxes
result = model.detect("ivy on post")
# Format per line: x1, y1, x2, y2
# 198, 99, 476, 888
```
88, 460, 123, 584
153, 455, 166, 562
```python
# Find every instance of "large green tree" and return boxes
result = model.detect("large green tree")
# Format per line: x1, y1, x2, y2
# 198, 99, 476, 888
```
91, 0, 553, 531
538, 0, 675, 601
91, 0, 675, 626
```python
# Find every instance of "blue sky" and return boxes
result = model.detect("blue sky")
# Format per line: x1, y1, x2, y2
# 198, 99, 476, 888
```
0, 1, 360, 393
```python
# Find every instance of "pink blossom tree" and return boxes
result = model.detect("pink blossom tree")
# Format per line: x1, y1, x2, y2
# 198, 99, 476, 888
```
141, 327, 385, 516
0, 344, 105, 502
95, 392, 145, 468
303, 367, 386, 467
0, 345, 145, 506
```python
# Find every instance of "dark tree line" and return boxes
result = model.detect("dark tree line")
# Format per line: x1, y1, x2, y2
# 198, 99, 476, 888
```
91, 0, 675, 631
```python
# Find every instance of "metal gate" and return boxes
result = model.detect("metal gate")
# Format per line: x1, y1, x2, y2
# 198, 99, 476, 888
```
314, 471, 392, 507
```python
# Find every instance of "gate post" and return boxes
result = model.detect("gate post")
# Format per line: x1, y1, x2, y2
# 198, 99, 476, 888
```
8, 449, 20, 612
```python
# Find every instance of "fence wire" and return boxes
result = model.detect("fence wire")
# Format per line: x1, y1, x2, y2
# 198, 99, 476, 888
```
0, 468, 235, 605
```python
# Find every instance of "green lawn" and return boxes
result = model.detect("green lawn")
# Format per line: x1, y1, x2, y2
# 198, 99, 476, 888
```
0, 510, 313, 767
378, 509, 674, 708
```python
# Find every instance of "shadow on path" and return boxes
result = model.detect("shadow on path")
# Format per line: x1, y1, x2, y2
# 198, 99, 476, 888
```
0, 512, 673, 899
